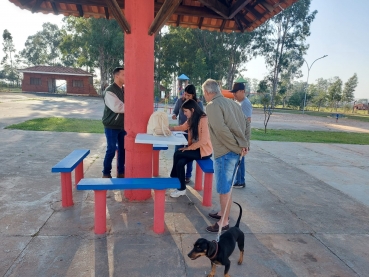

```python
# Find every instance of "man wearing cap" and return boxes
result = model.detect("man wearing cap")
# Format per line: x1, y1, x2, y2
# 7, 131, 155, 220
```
101, 67, 126, 178
202, 79, 250, 233
229, 82, 252, 188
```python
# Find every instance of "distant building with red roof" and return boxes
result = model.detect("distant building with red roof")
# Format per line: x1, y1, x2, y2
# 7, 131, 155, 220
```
19, 66, 98, 96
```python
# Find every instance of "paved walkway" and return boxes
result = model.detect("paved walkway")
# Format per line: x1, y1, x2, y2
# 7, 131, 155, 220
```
1, 92, 369, 276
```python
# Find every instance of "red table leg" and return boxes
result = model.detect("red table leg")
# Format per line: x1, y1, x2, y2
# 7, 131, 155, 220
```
94, 190, 107, 234
61, 172, 73, 207
75, 162, 84, 186
153, 190, 165, 234
152, 150, 160, 177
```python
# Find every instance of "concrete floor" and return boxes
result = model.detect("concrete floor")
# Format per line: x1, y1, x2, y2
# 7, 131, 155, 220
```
0, 92, 369, 277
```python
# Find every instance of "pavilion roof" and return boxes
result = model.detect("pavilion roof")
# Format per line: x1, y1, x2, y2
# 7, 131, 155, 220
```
19, 66, 93, 76
8, 0, 297, 33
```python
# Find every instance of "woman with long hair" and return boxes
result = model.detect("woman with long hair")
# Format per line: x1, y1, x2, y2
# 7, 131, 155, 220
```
169, 99, 213, 198
172, 84, 204, 184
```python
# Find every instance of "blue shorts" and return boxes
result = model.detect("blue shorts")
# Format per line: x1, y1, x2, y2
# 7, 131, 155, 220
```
214, 152, 239, 194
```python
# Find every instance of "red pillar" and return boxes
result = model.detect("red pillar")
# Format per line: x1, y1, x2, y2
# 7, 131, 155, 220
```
124, 0, 154, 200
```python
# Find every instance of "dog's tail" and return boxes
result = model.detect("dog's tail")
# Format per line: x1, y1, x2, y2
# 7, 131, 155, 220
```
233, 201, 242, 228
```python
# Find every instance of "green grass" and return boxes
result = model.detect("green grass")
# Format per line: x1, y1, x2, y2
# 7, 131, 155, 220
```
5, 117, 104, 133
5, 117, 369, 145
251, 128, 369, 145
271, 108, 369, 123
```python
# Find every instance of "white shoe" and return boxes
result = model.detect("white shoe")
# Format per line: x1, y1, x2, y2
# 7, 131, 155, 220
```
170, 189, 186, 198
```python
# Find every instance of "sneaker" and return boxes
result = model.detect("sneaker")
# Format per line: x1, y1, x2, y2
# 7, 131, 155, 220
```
233, 183, 245, 188
185, 178, 191, 184
206, 222, 229, 233
208, 212, 221, 220
102, 174, 112, 178
170, 189, 186, 198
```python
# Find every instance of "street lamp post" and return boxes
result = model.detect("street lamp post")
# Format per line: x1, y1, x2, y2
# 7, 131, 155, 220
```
302, 55, 328, 114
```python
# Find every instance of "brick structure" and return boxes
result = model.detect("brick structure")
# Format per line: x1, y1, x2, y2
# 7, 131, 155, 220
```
19, 66, 98, 96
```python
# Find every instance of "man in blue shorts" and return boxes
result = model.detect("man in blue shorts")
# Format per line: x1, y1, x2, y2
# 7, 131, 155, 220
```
202, 79, 250, 233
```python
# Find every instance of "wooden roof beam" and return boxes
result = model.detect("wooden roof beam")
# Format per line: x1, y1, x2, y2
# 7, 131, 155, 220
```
197, 0, 230, 19
32, 0, 44, 13
53, 0, 122, 7
229, 0, 252, 19
258, 0, 274, 12
104, 7, 109, 19
76, 4, 84, 17
105, 0, 131, 34
237, 13, 252, 28
51, 2, 59, 14
246, 5, 263, 20
219, 19, 226, 32
149, 0, 182, 36
234, 14, 244, 32
168, 5, 221, 18
19, 0, 33, 5
198, 17, 204, 29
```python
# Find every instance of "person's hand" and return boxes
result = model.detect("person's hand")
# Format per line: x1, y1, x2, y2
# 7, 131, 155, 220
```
178, 147, 188, 152
172, 114, 177, 120
169, 126, 174, 131
240, 147, 248, 156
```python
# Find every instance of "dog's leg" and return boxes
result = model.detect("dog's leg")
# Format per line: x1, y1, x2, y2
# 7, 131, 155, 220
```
237, 232, 245, 265
238, 250, 244, 265
207, 263, 217, 277
223, 260, 231, 276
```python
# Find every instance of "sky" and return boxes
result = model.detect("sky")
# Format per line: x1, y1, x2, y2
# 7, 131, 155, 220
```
0, 0, 368, 100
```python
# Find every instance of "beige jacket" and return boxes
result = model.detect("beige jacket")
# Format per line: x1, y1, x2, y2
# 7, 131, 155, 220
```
205, 94, 250, 158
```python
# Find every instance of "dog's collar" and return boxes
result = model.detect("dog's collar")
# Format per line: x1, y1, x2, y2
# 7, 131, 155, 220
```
208, 240, 218, 260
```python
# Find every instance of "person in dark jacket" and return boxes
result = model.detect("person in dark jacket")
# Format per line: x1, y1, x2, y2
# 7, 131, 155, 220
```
101, 67, 126, 178
171, 84, 203, 183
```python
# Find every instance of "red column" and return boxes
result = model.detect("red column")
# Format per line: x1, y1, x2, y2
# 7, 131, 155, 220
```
124, 0, 154, 200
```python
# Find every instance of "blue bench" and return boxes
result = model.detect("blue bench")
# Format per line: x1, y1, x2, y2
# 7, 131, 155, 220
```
51, 149, 90, 207
152, 144, 168, 176
194, 158, 214, 207
77, 177, 180, 234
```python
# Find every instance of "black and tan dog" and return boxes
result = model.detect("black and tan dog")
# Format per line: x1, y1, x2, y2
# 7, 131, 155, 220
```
188, 202, 244, 277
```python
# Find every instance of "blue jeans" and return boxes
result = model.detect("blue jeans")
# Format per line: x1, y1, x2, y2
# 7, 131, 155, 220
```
175, 134, 192, 178
214, 152, 239, 194
236, 156, 245, 184
103, 128, 126, 176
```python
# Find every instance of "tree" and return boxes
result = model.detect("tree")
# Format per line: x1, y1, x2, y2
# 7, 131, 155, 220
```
253, 0, 317, 107
1, 29, 15, 67
288, 81, 307, 110
342, 73, 358, 103
310, 78, 329, 111
327, 77, 342, 111
1, 29, 20, 85
20, 23, 62, 66
156, 27, 255, 91
60, 17, 124, 93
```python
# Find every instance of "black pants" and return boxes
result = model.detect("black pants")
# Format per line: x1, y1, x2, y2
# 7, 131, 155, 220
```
170, 149, 211, 191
